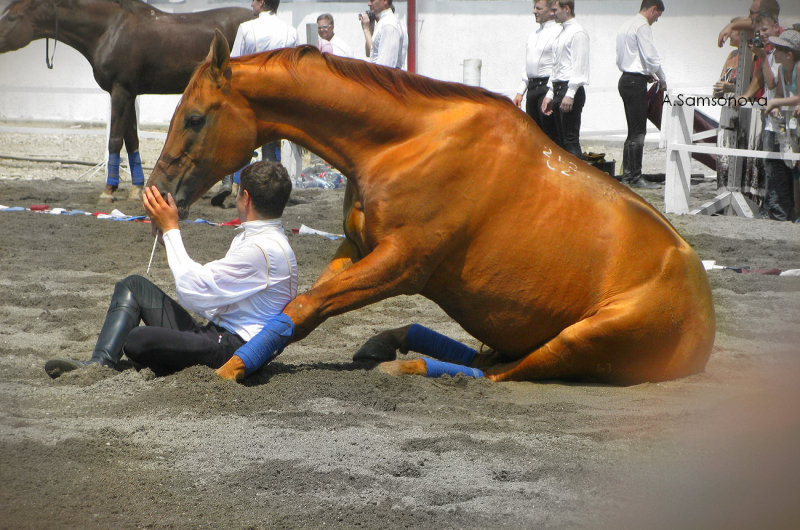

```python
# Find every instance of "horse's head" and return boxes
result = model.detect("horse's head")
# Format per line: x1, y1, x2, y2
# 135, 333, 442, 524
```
0, 0, 47, 53
147, 29, 259, 218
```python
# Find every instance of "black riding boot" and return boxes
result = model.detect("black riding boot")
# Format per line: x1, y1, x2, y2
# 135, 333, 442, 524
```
623, 144, 657, 189
210, 174, 234, 206
45, 284, 140, 378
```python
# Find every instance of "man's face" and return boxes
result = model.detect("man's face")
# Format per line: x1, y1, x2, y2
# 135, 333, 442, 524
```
645, 7, 663, 25
551, 3, 570, 23
749, 1, 761, 22
534, 1, 551, 24
317, 18, 334, 41
368, 0, 390, 15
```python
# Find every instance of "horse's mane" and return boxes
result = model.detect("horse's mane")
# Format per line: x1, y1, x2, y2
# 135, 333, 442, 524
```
220, 45, 516, 109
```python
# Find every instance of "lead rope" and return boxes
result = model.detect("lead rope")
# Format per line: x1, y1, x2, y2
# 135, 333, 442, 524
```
45, 1, 58, 69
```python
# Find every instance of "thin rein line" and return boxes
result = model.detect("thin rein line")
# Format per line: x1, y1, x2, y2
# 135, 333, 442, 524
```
45, 0, 58, 69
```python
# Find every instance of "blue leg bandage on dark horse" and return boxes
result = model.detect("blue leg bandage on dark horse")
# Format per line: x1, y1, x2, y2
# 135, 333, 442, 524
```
128, 151, 145, 186
107, 153, 120, 187
424, 358, 484, 378
406, 323, 478, 365
234, 313, 294, 376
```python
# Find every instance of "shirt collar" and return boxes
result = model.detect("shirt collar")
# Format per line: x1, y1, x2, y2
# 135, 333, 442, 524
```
258, 11, 276, 19
238, 218, 284, 234
376, 8, 392, 21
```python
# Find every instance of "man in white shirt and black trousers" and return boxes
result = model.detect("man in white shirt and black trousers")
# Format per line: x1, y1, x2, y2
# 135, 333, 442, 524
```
514, 0, 561, 142
541, 0, 590, 160
45, 162, 298, 378
616, 0, 667, 189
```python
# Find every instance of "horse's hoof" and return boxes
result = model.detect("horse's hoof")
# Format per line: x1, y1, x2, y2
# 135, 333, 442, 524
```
127, 186, 143, 201
377, 359, 427, 377
98, 191, 116, 203
353, 334, 399, 363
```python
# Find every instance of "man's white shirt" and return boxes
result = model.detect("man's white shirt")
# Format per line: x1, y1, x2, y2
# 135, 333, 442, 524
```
323, 34, 354, 58
162, 219, 298, 341
371, 8, 406, 68
546, 18, 590, 100
517, 20, 561, 96
616, 13, 666, 84
231, 11, 298, 57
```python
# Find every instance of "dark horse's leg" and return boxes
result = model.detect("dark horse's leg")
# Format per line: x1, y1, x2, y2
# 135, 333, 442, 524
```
123, 96, 145, 200
100, 84, 136, 201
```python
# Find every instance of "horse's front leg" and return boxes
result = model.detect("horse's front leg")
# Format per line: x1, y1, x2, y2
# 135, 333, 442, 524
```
100, 84, 135, 201
216, 239, 428, 380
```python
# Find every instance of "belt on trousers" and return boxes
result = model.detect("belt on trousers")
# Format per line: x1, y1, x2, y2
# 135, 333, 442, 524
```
621, 72, 651, 80
527, 76, 549, 89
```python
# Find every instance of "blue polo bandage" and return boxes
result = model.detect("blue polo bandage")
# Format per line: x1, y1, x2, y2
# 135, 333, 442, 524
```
406, 324, 477, 365
234, 313, 294, 375
424, 358, 484, 378
128, 151, 145, 186
107, 153, 120, 187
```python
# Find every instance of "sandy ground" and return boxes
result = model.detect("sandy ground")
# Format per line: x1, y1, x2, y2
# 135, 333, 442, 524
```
1, 123, 799, 528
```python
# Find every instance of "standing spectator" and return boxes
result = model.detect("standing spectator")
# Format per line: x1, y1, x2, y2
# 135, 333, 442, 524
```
513, 0, 560, 143
615, 0, 666, 189
316, 13, 353, 58
360, 0, 406, 68
763, 29, 800, 221
541, 1, 590, 160
213, 0, 298, 206
717, 0, 780, 49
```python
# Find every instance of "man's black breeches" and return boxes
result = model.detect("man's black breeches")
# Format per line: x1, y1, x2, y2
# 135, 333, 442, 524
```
525, 77, 558, 142
618, 72, 650, 150
107, 275, 245, 371
551, 81, 585, 160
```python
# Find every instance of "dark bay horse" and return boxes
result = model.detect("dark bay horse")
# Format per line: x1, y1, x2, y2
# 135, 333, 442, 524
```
148, 32, 715, 385
0, 0, 252, 200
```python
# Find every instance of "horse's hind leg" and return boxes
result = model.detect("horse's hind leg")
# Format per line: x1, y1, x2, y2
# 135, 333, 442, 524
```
122, 97, 145, 195
484, 302, 687, 384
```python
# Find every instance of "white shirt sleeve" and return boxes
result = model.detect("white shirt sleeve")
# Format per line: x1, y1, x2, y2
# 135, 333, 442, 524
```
375, 24, 402, 68
566, 30, 590, 99
161, 229, 269, 316
636, 24, 666, 83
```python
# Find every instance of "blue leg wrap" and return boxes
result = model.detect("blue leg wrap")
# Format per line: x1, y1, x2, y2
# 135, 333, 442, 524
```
107, 153, 120, 187
424, 358, 484, 378
406, 324, 477, 365
128, 151, 145, 186
233, 169, 241, 185
234, 313, 294, 376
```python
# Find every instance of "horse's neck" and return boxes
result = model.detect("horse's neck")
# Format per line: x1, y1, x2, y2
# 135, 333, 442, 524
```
236, 59, 411, 176
42, 1, 126, 59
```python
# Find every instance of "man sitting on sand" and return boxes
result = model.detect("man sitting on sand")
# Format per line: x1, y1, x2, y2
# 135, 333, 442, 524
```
45, 162, 298, 378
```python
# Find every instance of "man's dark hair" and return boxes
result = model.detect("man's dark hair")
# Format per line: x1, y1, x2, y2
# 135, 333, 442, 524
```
557, 1, 575, 16
760, 0, 780, 18
640, 0, 665, 12
239, 161, 292, 219
264, 0, 280, 13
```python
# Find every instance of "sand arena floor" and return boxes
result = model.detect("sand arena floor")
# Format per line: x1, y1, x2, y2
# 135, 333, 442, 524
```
1, 123, 799, 528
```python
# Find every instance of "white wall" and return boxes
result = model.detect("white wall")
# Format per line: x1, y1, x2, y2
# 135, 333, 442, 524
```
1, 0, 799, 133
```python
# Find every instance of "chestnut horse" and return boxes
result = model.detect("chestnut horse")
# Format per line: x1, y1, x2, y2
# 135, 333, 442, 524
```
148, 32, 715, 385
0, 0, 252, 200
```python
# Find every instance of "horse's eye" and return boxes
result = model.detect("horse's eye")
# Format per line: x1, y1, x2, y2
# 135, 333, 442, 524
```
185, 115, 205, 130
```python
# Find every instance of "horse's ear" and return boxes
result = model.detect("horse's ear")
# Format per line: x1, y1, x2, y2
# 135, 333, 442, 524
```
207, 29, 231, 84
